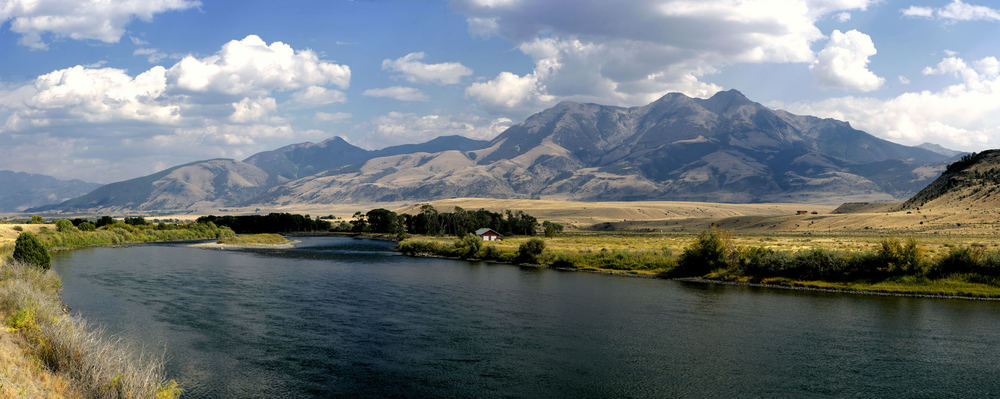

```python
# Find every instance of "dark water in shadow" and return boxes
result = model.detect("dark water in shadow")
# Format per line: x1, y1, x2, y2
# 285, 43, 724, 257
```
52, 236, 1000, 398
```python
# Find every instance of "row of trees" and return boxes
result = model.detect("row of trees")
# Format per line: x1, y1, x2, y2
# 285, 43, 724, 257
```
337, 205, 551, 237
196, 213, 331, 234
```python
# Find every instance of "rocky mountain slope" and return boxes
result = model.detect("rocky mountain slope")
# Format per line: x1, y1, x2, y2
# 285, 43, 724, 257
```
39, 159, 270, 212
37, 90, 957, 212
258, 90, 950, 205
0, 171, 99, 212
903, 150, 1000, 209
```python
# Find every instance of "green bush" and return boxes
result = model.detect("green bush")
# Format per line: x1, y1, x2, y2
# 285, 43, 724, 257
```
397, 240, 439, 255
479, 244, 503, 260
55, 219, 75, 232
78, 221, 96, 231
517, 238, 545, 263
929, 246, 988, 278
877, 238, 922, 276
673, 229, 735, 277
454, 233, 483, 259
30, 215, 44, 224
12, 232, 51, 270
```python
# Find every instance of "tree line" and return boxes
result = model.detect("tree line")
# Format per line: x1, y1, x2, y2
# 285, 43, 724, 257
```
196, 213, 331, 234
334, 205, 556, 237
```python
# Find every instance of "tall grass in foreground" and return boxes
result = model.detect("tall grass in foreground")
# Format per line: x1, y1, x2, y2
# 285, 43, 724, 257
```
0, 260, 180, 398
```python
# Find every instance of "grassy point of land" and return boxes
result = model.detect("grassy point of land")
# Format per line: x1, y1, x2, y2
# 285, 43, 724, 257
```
217, 233, 290, 245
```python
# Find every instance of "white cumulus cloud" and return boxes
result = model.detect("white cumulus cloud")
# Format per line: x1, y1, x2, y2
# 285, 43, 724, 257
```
0, 0, 199, 50
381, 52, 473, 85
291, 86, 347, 105
168, 35, 350, 96
454, 0, 874, 113
778, 54, 1000, 151
810, 29, 884, 92
902, 0, 1000, 22
0, 35, 352, 182
229, 97, 277, 123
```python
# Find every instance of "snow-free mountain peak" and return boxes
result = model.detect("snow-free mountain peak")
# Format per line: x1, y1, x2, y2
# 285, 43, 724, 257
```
37, 90, 955, 212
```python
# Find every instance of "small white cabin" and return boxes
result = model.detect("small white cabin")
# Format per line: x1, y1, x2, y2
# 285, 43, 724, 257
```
475, 228, 502, 241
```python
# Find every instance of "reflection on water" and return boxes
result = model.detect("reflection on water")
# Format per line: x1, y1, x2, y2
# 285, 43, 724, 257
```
53, 236, 1000, 398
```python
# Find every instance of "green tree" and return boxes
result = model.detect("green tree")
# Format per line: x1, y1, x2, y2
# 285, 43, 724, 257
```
366, 209, 401, 234
543, 221, 564, 237
517, 238, 545, 263
55, 219, 75, 232
95, 216, 115, 228
13, 232, 51, 270
124, 216, 148, 226
29, 215, 44, 224
78, 221, 96, 231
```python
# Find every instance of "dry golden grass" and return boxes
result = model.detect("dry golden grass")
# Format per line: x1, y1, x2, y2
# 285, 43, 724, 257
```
408, 230, 1000, 264
393, 197, 835, 228
0, 328, 81, 399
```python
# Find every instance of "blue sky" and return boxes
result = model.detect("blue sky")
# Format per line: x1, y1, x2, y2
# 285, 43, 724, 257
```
2, 0, 1000, 183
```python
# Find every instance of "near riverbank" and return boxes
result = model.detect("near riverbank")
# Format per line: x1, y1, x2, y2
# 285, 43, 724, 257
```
0, 219, 238, 397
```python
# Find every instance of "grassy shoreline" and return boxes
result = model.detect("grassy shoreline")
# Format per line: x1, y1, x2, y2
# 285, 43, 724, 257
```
398, 232, 1000, 299
0, 260, 181, 398
0, 221, 234, 398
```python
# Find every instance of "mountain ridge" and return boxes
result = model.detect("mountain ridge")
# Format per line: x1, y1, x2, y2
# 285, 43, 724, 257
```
0, 171, 100, 212
34, 90, 956, 212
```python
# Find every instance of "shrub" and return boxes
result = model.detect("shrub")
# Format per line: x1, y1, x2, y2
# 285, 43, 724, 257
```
929, 246, 987, 278
551, 254, 575, 268
30, 215, 44, 224
12, 225, 23, 231
55, 219, 75, 232
673, 229, 735, 277
792, 249, 849, 280
517, 238, 546, 263
738, 247, 792, 277
455, 233, 483, 259
397, 240, 439, 255
78, 221, 96, 231
479, 244, 503, 260
877, 238, 922, 276
12, 232, 50, 270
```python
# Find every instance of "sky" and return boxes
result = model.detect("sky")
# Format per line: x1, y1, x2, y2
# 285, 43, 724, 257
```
2, 0, 1000, 183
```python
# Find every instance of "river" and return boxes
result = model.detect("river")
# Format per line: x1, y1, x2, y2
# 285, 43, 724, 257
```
51, 236, 1000, 398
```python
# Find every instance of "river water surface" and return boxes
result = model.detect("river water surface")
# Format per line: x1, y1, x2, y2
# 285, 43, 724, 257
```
52, 236, 1000, 398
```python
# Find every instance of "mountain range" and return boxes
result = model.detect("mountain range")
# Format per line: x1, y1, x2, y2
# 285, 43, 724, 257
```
31, 90, 959, 213
0, 171, 100, 212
